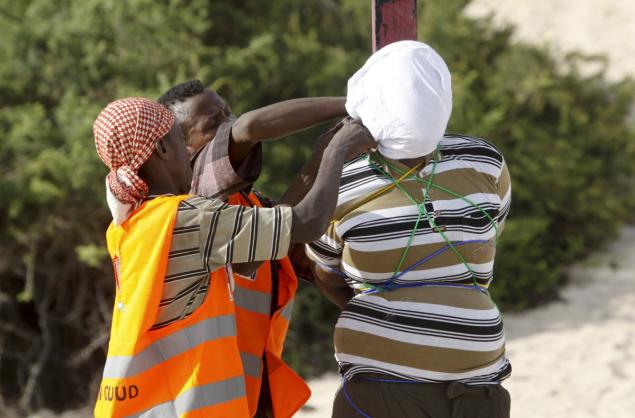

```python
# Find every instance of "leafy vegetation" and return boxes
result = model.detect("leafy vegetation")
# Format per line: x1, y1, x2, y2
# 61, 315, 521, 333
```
1, 0, 634, 413
418, 0, 635, 309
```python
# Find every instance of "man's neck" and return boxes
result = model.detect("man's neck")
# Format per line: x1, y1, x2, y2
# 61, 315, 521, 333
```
141, 173, 185, 197
146, 185, 180, 196
399, 151, 435, 169
139, 159, 188, 196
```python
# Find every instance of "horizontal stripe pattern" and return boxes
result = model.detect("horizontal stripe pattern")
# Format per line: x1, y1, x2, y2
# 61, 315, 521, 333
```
151, 196, 291, 330
104, 315, 236, 379
307, 134, 512, 384
338, 354, 511, 384
280, 298, 294, 321
234, 286, 272, 315
335, 289, 509, 384
240, 352, 263, 378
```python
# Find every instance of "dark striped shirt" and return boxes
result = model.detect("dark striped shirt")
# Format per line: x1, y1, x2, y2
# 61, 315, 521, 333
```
307, 134, 512, 384
151, 196, 291, 330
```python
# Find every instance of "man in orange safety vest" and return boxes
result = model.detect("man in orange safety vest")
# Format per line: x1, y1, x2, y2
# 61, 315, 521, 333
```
158, 80, 348, 417
92, 97, 375, 417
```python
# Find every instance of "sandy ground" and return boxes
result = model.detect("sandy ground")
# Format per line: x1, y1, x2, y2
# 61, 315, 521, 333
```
297, 227, 635, 417
465, 0, 635, 82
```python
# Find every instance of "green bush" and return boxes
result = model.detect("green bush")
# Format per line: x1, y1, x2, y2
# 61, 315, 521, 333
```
488, 217, 562, 310
416, 0, 635, 310
1, 0, 634, 412
0, 0, 366, 411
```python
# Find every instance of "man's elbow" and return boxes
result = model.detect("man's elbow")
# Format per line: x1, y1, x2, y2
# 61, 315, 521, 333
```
302, 225, 325, 243
290, 211, 328, 243
232, 113, 259, 143
291, 226, 323, 244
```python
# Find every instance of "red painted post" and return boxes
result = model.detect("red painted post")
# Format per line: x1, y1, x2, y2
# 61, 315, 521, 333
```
372, 0, 417, 53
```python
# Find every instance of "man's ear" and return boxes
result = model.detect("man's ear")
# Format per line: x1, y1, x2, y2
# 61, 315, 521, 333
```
155, 138, 169, 160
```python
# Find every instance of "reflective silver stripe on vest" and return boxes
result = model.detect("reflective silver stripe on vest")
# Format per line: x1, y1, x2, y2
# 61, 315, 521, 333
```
127, 376, 247, 418
240, 352, 262, 378
280, 298, 294, 321
130, 399, 175, 418
234, 285, 272, 315
103, 315, 236, 379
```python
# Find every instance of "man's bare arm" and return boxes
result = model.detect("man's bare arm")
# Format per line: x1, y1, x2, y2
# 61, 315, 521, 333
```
232, 121, 375, 276
229, 97, 347, 165
278, 120, 343, 206
313, 264, 354, 309
289, 121, 375, 243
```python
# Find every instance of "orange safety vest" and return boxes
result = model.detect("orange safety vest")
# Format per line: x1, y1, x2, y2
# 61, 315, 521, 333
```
224, 191, 310, 417
94, 195, 309, 418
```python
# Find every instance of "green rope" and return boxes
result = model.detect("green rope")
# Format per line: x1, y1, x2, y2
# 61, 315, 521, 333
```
372, 153, 500, 245
367, 147, 498, 287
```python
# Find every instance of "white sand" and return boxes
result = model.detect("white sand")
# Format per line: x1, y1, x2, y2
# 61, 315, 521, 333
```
297, 227, 635, 417
465, 0, 635, 82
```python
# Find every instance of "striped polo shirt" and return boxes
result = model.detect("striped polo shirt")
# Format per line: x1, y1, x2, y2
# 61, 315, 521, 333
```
306, 134, 512, 384
150, 195, 291, 330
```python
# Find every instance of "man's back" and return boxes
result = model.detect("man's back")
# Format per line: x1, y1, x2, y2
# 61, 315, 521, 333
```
307, 134, 512, 384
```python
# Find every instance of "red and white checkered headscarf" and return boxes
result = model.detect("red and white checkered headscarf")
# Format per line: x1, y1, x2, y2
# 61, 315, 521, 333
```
93, 97, 175, 225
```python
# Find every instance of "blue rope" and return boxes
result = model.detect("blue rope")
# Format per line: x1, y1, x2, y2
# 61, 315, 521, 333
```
364, 281, 489, 295
323, 265, 350, 278
341, 377, 373, 418
392, 239, 490, 279
322, 239, 491, 294
342, 375, 433, 417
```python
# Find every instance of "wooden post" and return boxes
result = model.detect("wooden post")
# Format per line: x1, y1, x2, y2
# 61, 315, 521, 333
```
372, 0, 417, 53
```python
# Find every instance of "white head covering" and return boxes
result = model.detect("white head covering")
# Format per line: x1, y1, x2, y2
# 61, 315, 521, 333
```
346, 40, 452, 160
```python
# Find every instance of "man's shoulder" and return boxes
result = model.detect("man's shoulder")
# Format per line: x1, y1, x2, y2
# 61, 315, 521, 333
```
440, 133, 504, 164
179, 195, 227, 212
338, 154, 378, 191
341, 153, 374, 176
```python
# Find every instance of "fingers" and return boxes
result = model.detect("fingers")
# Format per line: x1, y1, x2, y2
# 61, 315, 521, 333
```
351, 123, 377, 148
315, 119, 346, 149
327, 119, 347, 136
354, 124, 378, 154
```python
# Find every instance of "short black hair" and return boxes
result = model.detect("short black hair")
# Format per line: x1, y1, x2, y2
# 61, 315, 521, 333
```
158, 80, 205, 107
